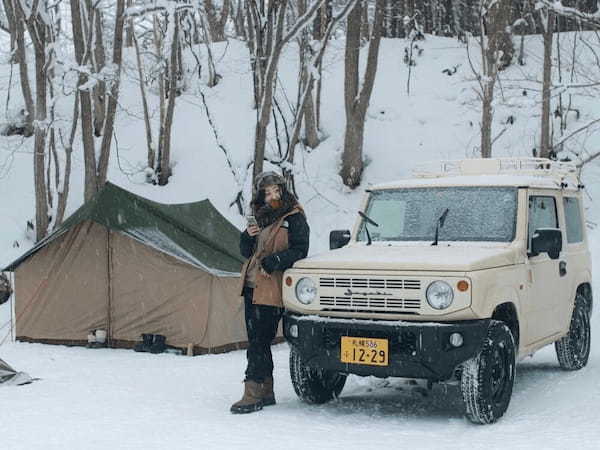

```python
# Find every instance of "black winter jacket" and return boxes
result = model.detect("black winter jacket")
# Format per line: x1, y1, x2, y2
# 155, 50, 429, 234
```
240, 212, 309, 273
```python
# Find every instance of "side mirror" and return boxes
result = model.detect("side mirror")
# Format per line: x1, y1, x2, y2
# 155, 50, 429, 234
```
530, 228, 562, 260
330, 230, 351, 250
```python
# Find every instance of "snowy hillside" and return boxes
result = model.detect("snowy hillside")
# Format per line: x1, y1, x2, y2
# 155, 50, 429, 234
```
1, 34, 599, 266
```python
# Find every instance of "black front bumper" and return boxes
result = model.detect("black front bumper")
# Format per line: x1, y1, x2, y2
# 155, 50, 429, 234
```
284, 313, 490, 381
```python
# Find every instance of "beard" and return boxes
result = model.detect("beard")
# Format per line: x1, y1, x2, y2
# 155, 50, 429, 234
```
268, 198, 282, 209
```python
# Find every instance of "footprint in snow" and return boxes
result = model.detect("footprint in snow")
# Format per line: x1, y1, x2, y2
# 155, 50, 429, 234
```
367, 107, 401, 122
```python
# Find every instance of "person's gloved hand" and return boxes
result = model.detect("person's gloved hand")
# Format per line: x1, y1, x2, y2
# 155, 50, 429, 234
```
261, 255, 280, 274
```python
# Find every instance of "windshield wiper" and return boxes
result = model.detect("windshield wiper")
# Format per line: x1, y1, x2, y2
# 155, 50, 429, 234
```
431, 208, 449, 246
358, 211, 379, 246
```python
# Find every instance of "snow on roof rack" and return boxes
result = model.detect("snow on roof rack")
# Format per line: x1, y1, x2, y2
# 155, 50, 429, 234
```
412, 158, 579, 185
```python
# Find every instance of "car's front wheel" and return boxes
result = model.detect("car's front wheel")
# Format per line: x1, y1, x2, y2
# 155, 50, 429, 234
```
460, 320, 516, 424
289, 345, 347, 404
555, 294, 591, 370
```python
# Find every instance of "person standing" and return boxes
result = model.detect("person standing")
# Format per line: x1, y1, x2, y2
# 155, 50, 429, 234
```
230, 171, 309, 414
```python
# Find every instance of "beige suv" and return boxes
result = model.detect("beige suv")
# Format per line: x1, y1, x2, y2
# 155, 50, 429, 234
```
282, 158, 592, 424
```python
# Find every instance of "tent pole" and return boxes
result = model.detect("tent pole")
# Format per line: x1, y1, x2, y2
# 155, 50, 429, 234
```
10, 272, 15, 342
107, 228, 114, 347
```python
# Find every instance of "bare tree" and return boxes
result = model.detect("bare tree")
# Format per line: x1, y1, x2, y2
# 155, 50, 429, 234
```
70, 0, 126, 200
312, 0, 332, 129
129, 2, 187, 186
1, 0, 19, 64
6, 0, 34, 136
465, 0, 511, 159
71, 0, 99, 200
204, 0, 231, 42
538, 5, 555, 158
339, 0, 384, 189
246, 0, 326, 185
97, 0, 126, 186
158, 10, 180, 186
13, 0, 56, 240
285, 0, 359, 190
297, 0, 320, 149
132, 30, 155, 171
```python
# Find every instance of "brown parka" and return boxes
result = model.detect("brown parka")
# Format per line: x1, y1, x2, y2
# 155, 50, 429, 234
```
239, 207, 308, 307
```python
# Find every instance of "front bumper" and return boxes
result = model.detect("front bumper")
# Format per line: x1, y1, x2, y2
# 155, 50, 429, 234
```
284, 313, 490, 381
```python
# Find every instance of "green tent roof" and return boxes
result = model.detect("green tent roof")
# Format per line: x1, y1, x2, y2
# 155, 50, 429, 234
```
4, 182, 244, 275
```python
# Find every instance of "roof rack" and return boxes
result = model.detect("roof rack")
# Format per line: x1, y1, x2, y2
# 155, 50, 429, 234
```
412, 158, 579, 186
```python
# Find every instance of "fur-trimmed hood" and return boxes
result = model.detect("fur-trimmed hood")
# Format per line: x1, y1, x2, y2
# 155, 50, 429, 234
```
252, 190, 301, 228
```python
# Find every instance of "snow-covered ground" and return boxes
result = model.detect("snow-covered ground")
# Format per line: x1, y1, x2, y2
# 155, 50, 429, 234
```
0, 306, 599, 450
2, 33, 600, 448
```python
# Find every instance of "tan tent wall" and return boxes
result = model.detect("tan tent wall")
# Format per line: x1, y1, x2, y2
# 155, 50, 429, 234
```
14, 221, 251, 353
15, 221, 110, 342
109, 231, 247, 350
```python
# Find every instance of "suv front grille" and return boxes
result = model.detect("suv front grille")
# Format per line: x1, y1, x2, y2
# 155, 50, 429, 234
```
319, 277, 421, 290
320, 296, 420, 310
318, 276, 422, 313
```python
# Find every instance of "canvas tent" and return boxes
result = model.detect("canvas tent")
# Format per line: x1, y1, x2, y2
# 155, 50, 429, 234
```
0, 358, 32, 386
3, 182, 248, 354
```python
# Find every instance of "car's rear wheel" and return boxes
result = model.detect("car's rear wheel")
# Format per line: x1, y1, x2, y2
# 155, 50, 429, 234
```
555, 294, 591, 370
289, 345, 347, 404
460, 320, 516, 424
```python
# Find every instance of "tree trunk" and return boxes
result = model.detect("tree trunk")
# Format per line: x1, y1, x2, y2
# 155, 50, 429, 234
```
71, 0, 98, 201
303, 93, 320, 148
298, 0, 319, 149
13, 4, 34, 136
97, 0, 126, 186
204, 0, 230, 42
540, 10, 555, 159
340, 0, 384, 189
125, 0, 134, 47
55, 92, 78, 229
233, 0, 247, 40
158, 12, 180, 186
92, 5, 106, 137
481, 82, 494, 158
32, 43, 49, 241
251, 2, 288, 183
2, 0, 19, 63
133, 31, 155, 170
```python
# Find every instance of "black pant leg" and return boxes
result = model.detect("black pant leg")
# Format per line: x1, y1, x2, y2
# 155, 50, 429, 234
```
243, 288, 282, 382
254, 304, 282, 380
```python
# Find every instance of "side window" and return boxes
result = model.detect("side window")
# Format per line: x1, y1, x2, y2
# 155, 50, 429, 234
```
563, 197, 584, 243
528, 196, 558, 249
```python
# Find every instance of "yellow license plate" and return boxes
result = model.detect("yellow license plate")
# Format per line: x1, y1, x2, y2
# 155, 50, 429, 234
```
340, 336, 389, 366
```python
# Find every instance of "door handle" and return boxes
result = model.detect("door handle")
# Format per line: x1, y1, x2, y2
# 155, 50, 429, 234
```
559, 261, 567, 277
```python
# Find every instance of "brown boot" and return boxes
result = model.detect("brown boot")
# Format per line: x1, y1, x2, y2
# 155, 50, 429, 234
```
262, 377, 276, 406
230, 380, 264, 414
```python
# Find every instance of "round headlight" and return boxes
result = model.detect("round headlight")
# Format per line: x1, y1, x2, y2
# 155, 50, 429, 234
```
295, 277, 317, 305
426, 281, 454, 310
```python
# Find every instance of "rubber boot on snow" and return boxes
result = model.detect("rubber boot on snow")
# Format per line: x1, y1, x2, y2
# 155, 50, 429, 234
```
262, 377, 276, 406
149, 334, 167, 354
134, 333, 154, 352
230, 380, 264, 414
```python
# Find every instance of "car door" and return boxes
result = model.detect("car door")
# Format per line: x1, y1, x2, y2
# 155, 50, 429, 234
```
558, 194, 589, 333
524, 192, 564, 344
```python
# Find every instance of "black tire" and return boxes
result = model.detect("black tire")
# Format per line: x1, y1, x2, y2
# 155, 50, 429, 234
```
461, 320, 516, 424
289, 345, 347, 404
555, 294, 591, 371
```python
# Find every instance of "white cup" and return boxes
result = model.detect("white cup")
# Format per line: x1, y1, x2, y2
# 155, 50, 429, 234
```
95, 329, 107, 344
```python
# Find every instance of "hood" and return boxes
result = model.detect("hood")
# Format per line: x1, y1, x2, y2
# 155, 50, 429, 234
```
293, 242, 524, 272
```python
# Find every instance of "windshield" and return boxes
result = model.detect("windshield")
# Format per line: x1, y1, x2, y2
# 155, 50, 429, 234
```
357, 187, 517, 243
